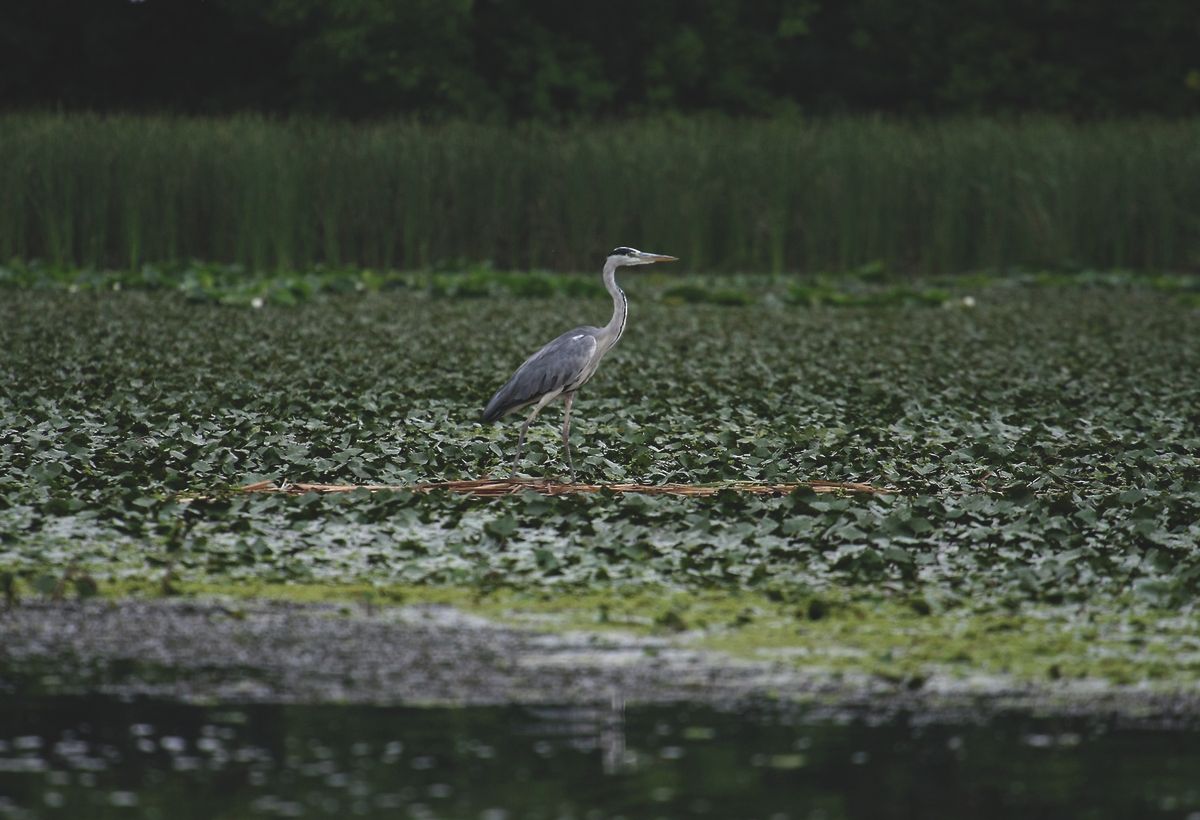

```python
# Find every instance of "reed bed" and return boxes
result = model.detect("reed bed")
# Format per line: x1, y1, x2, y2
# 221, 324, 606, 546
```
2, 113, 1197, 273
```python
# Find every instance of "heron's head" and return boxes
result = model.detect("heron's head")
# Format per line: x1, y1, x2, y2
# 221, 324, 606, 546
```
608, 246, 678, 267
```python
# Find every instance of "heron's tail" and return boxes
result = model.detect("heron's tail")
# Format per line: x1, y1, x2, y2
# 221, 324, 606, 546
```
482, 371, 537, 422
481, 390, 509, 423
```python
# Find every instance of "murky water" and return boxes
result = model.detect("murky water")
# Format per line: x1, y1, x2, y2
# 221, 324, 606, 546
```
1, 696, 1198, 819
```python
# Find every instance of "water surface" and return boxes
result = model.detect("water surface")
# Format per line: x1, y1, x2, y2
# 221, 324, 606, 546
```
1, 696, 1198, 819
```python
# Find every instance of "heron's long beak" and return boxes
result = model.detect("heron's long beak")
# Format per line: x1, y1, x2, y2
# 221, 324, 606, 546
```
636, 251, 678, 263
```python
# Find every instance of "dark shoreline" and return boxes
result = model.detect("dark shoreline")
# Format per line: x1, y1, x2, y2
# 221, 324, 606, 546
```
4, 599, 1200, 729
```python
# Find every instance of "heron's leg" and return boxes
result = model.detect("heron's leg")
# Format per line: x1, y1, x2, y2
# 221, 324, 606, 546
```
512, 407, 541, 472
512, 392, 559, 475
561, 393, 576, 482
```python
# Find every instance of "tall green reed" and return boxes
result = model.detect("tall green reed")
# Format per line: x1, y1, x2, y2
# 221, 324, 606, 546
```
2, 113, 1197, 274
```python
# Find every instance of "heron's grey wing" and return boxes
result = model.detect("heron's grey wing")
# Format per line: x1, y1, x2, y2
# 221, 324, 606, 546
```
482, 330, 598, 421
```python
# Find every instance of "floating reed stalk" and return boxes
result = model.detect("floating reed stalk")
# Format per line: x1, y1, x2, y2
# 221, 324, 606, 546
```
236, 478, 888, 498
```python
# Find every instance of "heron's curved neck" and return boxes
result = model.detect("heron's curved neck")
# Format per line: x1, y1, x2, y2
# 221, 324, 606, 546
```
599, 258, 627, 351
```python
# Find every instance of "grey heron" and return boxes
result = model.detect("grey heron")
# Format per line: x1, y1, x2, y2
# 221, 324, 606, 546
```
482, 247, 678, 479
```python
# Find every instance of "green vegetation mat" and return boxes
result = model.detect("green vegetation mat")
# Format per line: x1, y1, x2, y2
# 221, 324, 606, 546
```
2, 278, 1199, 686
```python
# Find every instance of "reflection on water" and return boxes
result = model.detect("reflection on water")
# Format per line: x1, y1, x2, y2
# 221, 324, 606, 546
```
1, 695, 1198, 819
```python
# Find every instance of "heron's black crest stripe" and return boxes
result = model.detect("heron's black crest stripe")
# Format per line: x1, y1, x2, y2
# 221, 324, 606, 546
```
610, 247, 636, 256
615, 283, 627, 343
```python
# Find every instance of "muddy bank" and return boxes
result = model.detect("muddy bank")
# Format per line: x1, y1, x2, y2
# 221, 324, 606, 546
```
1, 599, 784, 706
3, 599, 1199, 725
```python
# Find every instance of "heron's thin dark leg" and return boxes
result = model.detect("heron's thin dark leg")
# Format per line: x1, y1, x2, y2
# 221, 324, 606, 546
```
561, 393, 576, 482
513, 404, 543, 474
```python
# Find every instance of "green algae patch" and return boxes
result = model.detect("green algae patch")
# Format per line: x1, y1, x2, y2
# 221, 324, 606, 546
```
697, 601, 1200, 687
490, 586, 1200, 689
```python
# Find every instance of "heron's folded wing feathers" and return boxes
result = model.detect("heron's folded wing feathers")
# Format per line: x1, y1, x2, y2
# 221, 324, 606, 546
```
482, 331, 597, 421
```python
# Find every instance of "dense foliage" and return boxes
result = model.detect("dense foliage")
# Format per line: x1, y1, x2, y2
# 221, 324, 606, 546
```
2, 281, 1198, 610
5, 114, 1200, 273
3, 0, 1198, 119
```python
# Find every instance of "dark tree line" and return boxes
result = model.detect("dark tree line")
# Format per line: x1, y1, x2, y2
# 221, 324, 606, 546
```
2, 0, 1198, 118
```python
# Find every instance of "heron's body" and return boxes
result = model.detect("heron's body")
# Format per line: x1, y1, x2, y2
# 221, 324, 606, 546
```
481, 327, 603, 421
482, 247, 677, 478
